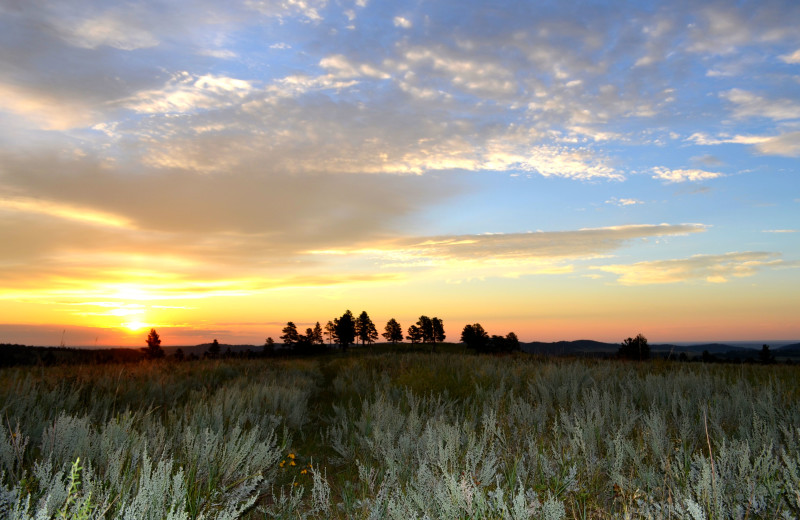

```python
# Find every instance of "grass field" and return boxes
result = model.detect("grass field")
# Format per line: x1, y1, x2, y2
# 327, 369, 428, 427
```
1, 349, 799, 519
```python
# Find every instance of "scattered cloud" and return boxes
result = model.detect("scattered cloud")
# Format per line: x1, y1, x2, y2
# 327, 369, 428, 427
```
393, 16, 412, 29
596, 252, 782, 285
722, 89, 800, 121
652, 167, 723, 183
753, 131, 800, 157
122, 72, 255, 114
54, 11, 159, 50
779, 49, 800, 63
606, 197, 643, 206
763, 229, 797, 233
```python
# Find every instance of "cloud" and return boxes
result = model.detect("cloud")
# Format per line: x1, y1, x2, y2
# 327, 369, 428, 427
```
606, 197, 643, 206
0, 196, 134, 229
245, 0, 327, 21
596, 252, 782, 285
393, 16, 412, 29
781, 49, 800, 63
0, 82, 98, 130
122, 72, 255, 114
652, 167, 723, 183
763, 229, 797, 233
753, 131, 800, 157
54, 12, 159, 50
687, 5, 800, 55
722, 89, 800, 121
307, 224, 707, 272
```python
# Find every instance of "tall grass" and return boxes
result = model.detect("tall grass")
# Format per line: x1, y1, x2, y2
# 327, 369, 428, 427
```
1, 353, 798, 518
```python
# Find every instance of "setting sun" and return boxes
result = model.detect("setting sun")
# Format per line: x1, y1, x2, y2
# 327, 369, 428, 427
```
122, 321, 148, 332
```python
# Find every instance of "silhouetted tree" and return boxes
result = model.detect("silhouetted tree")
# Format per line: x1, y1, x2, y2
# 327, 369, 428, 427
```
312, 322, 324, 345
505, 332, 520, 351
619, 333, 650, 361
141, 328, 164, 360
461, 323, 490, 352
174, 347, 185, 362
759, 344, 774, 364
432, 317, 445, 343
263, 337, 275, 356
208, 338, 221, 359
487, 333, 520, 353
356, 311, 378, 346
334, 310, 356, 351
383, 318, 403, 344
281, 322, 299, 350
324, 320, 336, 345
294, 327, 315, 355
417, 316, 434, 343
406, 324, 423, 344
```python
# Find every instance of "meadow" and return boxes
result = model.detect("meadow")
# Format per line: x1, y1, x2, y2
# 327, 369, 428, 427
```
1, 350, 799, 519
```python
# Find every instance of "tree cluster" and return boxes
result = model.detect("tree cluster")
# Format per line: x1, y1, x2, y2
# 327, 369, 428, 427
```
460, 324, 520, 354
618, 333, 650, 361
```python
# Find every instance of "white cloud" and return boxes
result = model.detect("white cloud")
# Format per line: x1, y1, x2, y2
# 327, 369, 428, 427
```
780, 49, 800, 63
722, 89, 800, 121
596, 252, 781, 285
245, 0, 327, 21
393, 16, 412, 29
606, 197, 643, 206
652, 167, 723, 183
763, 229, 797, 233
123, 72, 255, 114
753, 131, 800, 157
688, 131, 800, 157
199, 49, 238, 59
319, 54, 390, 79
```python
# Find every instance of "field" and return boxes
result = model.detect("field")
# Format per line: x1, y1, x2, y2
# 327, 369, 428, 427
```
1, 350, 799, 519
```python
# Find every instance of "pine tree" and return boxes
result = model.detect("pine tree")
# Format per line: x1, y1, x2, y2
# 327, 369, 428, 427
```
356, 311, 378, 346
334, 310, 356, 351
312, 322, 324, 345
324, 321, 336, 345
281, 322, 299, 350
382, 318, 404, 344
141, 328, 164, 360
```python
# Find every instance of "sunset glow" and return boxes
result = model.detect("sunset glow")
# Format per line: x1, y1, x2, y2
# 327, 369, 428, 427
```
1, 1, 799, 347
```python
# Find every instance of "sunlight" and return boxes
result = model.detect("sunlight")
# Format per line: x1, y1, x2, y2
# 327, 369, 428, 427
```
123, 321, 148, 332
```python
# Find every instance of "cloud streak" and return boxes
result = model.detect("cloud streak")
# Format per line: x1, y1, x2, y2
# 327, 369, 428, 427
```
596, 252, 782, 285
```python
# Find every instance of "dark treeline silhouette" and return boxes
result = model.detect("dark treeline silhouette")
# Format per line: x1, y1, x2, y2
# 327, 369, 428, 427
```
618, 333, 650, 361
461, 324, 520, 354
3, 314, 796, 367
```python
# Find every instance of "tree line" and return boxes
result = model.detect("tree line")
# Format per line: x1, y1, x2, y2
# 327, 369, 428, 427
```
274, 310, 448, 355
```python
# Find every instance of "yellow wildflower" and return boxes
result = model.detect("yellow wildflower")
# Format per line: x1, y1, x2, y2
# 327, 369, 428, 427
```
288, 453, 296, 459
290, 460, 296, 466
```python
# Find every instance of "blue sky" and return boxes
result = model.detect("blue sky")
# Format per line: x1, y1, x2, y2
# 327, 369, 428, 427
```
0, 0, 798, 345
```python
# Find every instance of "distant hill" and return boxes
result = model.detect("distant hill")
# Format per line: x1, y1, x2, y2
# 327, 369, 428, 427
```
774, 343, 800, 356
520, 340, 790, 359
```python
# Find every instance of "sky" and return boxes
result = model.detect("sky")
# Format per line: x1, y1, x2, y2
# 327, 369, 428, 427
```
1, 0, 799, 347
